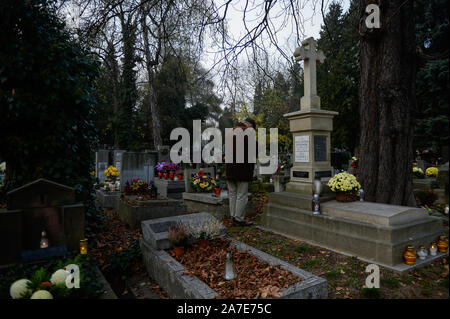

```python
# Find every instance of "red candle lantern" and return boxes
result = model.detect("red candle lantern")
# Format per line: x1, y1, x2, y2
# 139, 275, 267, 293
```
163, 172, 168, 179
214, 187, 221, 195
158, 172, 162, 179
169, 171, 175, 180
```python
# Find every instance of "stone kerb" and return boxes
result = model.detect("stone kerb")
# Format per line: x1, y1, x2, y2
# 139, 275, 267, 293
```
140, 236, 328, 299
141, 212, 225, 250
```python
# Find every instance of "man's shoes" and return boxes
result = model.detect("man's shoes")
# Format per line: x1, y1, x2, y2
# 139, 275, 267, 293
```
232, 217, 253, 226
240, 220, 253, 226
231, 217, 241, 226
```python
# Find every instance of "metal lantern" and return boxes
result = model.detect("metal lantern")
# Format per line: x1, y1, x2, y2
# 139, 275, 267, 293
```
313, 178, 322, 196
312, 193, 321, 215
224, 251, 237, 280
40, 231, 49, 249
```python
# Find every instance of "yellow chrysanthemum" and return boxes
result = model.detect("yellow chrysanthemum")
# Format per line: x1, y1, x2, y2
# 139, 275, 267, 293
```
425, 167, 438, 177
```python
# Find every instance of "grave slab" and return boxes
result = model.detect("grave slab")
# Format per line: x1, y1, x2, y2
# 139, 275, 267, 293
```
261, 191, 445, 267
321, 200, 430, 227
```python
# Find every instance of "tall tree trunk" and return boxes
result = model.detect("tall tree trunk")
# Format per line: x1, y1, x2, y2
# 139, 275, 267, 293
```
141, 13, 163, 149
112, 62, 120, 149
358, 0, 417, 206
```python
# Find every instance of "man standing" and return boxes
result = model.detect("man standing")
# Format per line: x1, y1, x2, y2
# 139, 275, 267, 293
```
225, 118, 256, 226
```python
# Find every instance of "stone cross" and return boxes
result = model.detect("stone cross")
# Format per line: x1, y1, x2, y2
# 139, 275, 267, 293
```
293, 37, 325, 110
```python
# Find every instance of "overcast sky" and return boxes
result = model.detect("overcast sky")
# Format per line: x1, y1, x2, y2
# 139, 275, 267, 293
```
203, 0, 350, 70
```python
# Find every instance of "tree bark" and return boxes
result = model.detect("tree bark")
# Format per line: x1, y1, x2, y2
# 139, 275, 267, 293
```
358, 0, 417, 206
141, 11, 163, 149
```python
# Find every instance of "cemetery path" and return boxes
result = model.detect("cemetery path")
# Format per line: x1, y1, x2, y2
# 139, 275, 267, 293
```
89, 208, 168, 299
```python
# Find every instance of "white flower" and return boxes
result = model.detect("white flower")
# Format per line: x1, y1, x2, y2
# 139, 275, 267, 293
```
30, 290, 53, 299
10, 279, 32, 299
50, 269, 70, 285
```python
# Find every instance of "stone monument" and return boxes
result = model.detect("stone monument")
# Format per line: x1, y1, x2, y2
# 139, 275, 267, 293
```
285, 37, 338, 195
261, 38, 446, 272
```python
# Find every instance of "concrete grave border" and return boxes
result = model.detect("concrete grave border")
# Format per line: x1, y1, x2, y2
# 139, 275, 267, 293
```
140, 236, 328, 299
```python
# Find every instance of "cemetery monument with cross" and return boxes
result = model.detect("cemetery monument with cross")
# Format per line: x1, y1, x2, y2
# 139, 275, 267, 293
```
261, 37, 446, 272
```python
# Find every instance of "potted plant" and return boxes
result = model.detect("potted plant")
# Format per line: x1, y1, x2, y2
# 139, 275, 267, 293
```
156, 162, 166, 179
190, 170, 216, 192
168, 223, 188, 256
185, 218, 226, 249
104, 165, 119, 183
327, 172, 361, 202
163, 162, 180, 180
412, 166, 425, 179
425, 167, 439, 178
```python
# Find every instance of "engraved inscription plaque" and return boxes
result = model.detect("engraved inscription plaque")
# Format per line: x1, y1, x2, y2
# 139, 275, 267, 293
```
315, 171, 332, 179
314, 136, 327, 162
293, 171, 309, 178
295, 135, 309, 163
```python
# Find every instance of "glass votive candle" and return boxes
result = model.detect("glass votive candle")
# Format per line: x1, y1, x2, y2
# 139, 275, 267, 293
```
80, 239, 88, 255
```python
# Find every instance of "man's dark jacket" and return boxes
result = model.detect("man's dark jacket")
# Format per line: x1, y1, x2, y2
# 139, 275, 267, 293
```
225, 123, 255, 182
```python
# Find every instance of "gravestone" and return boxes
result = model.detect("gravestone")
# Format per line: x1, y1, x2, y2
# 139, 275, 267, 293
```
120, 151, 157, 192
157, 145, 171, 163
0, 179, 84, 265
113, 150, 126, 173
286, 37, 338, 195
154, 179, 185, 199
95, 150, 110, 182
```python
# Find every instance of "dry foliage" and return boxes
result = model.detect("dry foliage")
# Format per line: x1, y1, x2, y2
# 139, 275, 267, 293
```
170, 238, 301, 299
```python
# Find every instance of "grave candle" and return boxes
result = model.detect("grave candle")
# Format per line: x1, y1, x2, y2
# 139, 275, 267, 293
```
429, 242, 437, 256
80, 239, 88, 255
40, 231, 49, 249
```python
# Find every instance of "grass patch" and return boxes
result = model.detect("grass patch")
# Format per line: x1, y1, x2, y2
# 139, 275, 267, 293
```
361, 287, 382, 299
441, 277, 449, 288
380, 276, 400, 289
325, 270, 341, 280
301, 258, 320, 268
295, 245, 311, 254
345, 277, 359, 288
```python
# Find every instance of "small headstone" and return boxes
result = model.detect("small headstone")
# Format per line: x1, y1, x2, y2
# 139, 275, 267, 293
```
96, 149, 110, 182
120, 152, 157, 192
0, 179, 84, 265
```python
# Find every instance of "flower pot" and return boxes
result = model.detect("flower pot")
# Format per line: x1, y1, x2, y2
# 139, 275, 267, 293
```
335, 192, 356, 202
173, 246, 185, 257
403, 245, 417, 265
199, 239, 209, 248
